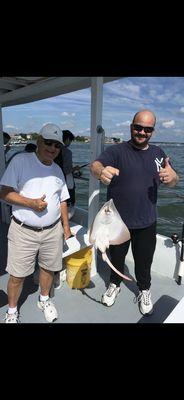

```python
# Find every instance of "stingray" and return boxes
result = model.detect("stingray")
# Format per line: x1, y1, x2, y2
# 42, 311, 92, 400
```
89, 199, 132, 281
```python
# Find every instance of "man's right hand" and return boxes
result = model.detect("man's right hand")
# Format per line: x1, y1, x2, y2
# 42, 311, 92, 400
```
99, 166, 119, 185
31, 195, 48, 212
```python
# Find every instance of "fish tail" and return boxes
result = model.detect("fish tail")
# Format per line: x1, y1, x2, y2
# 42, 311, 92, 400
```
102, 252, 132, 281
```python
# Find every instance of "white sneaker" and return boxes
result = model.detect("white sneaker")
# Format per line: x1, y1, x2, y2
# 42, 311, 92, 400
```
101, 283, 121, 307
137, 290, 153, 315
5, 311, 20, 323
37, 298, 58, 322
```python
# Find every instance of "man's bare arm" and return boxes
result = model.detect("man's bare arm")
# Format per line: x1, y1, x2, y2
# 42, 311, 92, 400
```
60, 201, 72, 240
90, 161, 119, 185
90, 161, 105, 179
0, 186, 47, 212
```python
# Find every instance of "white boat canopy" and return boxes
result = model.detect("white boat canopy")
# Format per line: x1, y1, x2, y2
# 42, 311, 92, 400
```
0, 76, 119, 107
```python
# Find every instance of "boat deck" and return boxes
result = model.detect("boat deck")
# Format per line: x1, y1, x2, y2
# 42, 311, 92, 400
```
1, 221, 184, 323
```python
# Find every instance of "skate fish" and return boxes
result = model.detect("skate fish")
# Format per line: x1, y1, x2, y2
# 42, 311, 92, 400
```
89, 199, 132, 281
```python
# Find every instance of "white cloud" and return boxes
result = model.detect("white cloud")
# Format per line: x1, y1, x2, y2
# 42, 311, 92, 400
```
179, 107, 184, 113
105, 80, 141, 98
162, 120, 175, 128
116, 120, 130, 127
60, 121, 74, 129
113, 132, 125, 137
42, 121, 53, 126
5, 124, 16, 129
77, 128, 90, 134
5, 125, 23, 135
61, 111, 76, 117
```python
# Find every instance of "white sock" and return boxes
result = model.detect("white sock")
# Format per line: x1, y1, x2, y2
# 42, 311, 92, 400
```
40, 294, 49, 302
8, 306, 17, 315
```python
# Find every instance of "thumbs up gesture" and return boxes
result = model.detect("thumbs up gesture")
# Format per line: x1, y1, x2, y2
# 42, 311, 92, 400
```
164, 157, 170, 168
159, 157, 179, 186
31, 194, 48, 212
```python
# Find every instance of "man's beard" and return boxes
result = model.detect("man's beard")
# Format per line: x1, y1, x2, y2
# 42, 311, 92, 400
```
130, 133, 150, 149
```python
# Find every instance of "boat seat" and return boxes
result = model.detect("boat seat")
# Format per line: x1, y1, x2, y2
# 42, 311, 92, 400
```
63, 221, 91, 258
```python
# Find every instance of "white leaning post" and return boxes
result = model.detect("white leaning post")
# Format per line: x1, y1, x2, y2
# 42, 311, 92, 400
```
164, 296, 184, 323
88, 77, 103, 276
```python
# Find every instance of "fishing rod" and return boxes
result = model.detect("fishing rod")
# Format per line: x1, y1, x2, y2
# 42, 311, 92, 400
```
78, 163, 90, 169
73, 163, 89, 171
171, 222, 184, 285
73, 164, 90, 179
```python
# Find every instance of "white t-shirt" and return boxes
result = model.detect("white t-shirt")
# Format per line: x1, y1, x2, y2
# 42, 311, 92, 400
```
0, 152, 70, 227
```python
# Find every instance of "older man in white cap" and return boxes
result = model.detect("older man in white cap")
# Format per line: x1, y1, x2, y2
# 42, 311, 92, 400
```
0, 123, 72, 323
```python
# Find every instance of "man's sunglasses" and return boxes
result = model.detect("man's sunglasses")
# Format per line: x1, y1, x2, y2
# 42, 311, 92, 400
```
133, 124, 154, 134
43, 139, 61, 149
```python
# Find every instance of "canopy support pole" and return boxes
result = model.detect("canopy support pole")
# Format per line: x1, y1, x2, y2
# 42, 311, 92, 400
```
88, 77, 104, 276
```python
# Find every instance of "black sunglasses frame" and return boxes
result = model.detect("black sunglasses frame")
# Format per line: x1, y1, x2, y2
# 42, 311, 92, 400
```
43, 139, 62, 149
133, 124, 154, 134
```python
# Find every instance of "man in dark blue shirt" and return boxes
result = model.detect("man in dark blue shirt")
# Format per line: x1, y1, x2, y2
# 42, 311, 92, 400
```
90, 110, 179, 315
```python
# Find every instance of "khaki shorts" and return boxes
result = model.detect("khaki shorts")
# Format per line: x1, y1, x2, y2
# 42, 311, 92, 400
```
6, 219, 63, 277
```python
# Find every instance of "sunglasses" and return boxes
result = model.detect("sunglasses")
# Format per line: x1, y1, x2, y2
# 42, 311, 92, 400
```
133, 124, 154, 134
43, 139, 61, 149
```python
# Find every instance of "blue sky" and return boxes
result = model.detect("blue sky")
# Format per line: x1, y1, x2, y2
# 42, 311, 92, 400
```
2, 77, 184, 142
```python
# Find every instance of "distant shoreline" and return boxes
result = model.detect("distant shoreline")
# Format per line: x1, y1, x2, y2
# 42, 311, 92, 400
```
7, 140, 184, 147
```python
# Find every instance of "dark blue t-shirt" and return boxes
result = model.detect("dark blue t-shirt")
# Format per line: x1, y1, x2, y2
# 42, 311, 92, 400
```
96, 141, 167, 229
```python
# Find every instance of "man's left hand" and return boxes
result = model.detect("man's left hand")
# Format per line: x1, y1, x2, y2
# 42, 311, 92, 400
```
64, 226, 74, 240
159, 157, 178, 185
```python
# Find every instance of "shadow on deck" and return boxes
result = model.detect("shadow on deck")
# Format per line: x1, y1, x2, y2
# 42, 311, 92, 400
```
137, 295, 179, 323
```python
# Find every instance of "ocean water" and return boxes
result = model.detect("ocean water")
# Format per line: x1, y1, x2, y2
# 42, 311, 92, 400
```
6, 142, 184, 238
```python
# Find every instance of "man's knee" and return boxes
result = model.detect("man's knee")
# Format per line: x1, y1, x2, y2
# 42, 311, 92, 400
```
9, 275, 24, 285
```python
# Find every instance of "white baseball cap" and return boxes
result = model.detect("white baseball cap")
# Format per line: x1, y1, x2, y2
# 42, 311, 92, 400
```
39, 123, 63, 144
